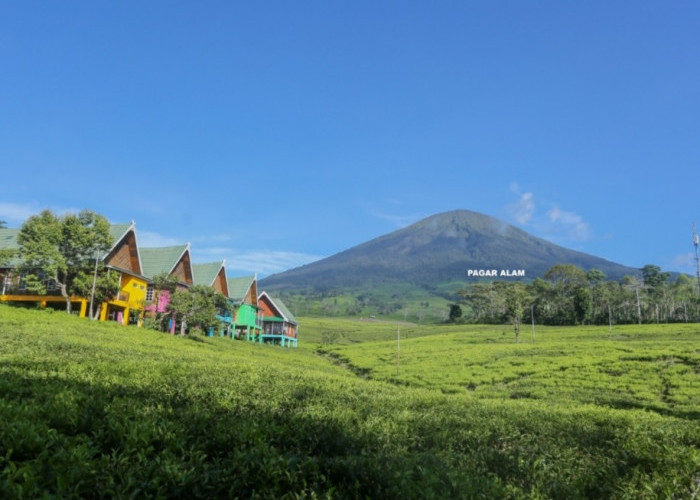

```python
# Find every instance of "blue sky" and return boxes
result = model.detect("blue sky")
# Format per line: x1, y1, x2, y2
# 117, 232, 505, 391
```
1, 2, 699, 278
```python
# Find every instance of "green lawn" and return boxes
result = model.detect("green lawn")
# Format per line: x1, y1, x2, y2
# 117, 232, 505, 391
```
1, 305, 698, 499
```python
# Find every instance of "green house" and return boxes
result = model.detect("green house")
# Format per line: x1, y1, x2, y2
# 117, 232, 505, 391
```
227, 275, 262, 342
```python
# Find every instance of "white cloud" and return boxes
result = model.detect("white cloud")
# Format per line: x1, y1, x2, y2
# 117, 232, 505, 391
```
507, 192, 535, 225
0, 202, 80, 225
132, 228, 323, 276
545, 206, 591, 241
669, 252, 697, 273
505, 185, 593, 243
137, 231, 184, 247
0, 202, 36, 224
189, 245, 324, 276
223, 249, 325, 277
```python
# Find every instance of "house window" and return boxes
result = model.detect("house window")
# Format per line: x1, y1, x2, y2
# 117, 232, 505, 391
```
146, 284, 154, 302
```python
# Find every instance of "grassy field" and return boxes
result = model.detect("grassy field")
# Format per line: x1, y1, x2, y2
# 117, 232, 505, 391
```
311, 320, 699, 420
1, 305, 698, 498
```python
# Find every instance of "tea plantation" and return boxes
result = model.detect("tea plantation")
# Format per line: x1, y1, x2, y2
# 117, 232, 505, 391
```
0, 305, 698, 499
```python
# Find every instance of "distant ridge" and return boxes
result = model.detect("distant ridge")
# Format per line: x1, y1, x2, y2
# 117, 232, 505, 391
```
260, 209, 639, 292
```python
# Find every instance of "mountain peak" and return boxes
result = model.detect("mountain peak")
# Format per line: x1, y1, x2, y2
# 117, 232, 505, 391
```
260, 209, 637, 291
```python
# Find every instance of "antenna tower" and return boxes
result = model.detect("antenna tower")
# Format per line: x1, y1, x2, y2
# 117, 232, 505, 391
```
694, 223, 700, 295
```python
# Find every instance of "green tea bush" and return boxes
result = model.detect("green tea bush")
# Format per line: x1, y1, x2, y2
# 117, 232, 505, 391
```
0, 306, 698, 498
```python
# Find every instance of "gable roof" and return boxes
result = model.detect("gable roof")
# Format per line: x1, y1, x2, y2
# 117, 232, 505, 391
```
227, 275, 257, 304
104, 222, 143, 276
192, 261, 223, 286
109, 223, 133, 246
259, 291, 298, 326
140, 244, 193, 284
192, 260, 228, 295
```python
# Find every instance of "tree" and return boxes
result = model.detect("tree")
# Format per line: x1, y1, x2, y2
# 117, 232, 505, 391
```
0, 249, 13, 267
640, 264, 670, 323
168, 285, 230, 336
17, 209, 113, 313
641, 264, 669, 289
458, 282, 505, 323
542, 264, 588, 325
72, 269, 120, 319
621, 275, 645, 325
573, 287, 592, 324
586, 269, 606, 286
585, 269, 606, 324
146, 272, 181, 331
501, 282, 531, 343
448, 303, 463, 323
671, 274, 700, 322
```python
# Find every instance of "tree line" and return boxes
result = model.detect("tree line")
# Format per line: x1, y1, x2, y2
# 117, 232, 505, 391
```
456, 264, 700, 335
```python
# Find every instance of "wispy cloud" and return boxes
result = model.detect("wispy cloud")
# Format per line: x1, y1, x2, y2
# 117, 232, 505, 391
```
0, 202, 82, 225
505, 184, 593, 243
223, 249, 325, 277
137, 231, 185, 247
134, 228, 324, 276
188, 244, 324, 276
545, 206, 591, 241
0, 202, 37, 224
669, 252, 697, 273
507, 192, 535, 224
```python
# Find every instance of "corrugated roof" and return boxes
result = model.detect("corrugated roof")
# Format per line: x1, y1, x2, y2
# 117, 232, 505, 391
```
109, 223, 132, 245
227, 275, 255, 303
274, 297, 297, 326
140, 245, 189, 279
0, 228, 20, 251
192, 261, 225, 287
259, 291, 298, 326
0, 228, 21, 267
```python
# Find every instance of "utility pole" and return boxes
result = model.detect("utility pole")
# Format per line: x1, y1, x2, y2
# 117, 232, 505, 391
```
89, 249, 100, 320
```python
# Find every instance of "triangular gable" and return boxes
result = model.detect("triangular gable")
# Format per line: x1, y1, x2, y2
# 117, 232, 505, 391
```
171, 248, 193, 285
140, 244, 193, 285
258, 291, 298, 326
227, 275, 258, 306
104, 222, 142, 275
192, 261, 228, 295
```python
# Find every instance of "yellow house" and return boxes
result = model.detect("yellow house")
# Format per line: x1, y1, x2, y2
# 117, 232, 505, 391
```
99, 222, 149, 325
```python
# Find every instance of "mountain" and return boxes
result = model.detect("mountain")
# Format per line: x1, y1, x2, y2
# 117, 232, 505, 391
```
260, 209, 640, 293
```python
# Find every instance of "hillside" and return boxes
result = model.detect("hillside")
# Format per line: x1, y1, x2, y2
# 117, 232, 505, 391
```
1, 307, 697, 498
261, 209, 639, 293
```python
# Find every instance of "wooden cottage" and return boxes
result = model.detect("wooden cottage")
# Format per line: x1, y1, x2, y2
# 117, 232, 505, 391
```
192, 261, 231, 336
140, 244, 194, 333
99, 222, 148, 325
227, 275, 262, 342
258, 291, 299, 347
